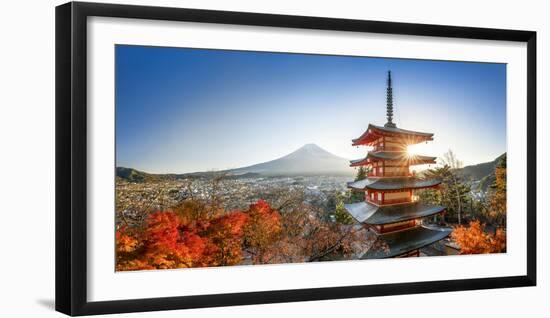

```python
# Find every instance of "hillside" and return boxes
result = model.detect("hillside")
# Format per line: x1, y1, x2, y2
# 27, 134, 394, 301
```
457, 153, 506, 191
116, 167, 169, 183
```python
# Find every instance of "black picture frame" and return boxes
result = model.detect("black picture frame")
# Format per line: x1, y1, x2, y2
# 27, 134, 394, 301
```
55, 1, 537, 316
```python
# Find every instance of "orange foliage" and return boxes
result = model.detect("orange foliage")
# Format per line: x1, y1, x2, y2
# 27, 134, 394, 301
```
244, 199, 282, 264
451, 220, 506, 254
205, 211, 249, 266
116, 200, 282, 271
115, 226, 139, 253
116, 212, 208, 270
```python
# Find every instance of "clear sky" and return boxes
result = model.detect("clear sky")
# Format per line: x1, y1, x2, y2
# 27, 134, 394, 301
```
115, 45, 506, 174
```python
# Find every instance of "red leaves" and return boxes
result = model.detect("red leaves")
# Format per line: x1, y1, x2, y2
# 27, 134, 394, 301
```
204, 211, 249, 266
144, 212, 181, 252
138, 211, 206, 269
210, 211, 249, 237
116, 200, 282, 271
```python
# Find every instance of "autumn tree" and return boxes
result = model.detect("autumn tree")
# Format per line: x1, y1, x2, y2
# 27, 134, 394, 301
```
205, 211, 248, 266
141, 211, 207, 269
116, 199, 281, 271
451, 220, 506, 254
268, 198, 368, 263
488, 154, 507, 227
115, 225, 149, 270
243, 200, 282, 264
115, 211, 207, 271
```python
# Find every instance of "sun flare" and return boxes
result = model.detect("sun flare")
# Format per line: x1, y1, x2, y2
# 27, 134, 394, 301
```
406, 145, 417, 157
406, 143, 430, 157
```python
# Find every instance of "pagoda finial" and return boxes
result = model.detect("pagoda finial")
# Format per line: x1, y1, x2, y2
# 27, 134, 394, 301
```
384, 70, 396, 128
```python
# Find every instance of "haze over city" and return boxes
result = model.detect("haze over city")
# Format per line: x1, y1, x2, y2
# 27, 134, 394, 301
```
115, 45, 506, 174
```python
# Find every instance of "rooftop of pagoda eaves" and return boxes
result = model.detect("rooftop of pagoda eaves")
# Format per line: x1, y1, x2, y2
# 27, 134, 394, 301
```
351, 123, 434, 147
344, 71, 451, 259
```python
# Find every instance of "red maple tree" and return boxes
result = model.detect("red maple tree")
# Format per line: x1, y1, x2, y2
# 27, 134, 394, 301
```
116, 200, 282, 271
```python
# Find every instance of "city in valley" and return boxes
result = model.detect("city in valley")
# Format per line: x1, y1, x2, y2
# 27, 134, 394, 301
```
116, 174, 349, 227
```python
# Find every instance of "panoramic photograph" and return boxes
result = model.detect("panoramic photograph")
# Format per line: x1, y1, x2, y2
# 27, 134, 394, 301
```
114, 45, 507, 271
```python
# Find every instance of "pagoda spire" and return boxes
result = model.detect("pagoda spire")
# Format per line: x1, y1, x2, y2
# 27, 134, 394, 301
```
384, 71, 397, 128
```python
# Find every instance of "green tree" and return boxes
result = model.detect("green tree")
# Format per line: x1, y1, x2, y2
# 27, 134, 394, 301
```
420, 159, 470, 225
350, 166, 369, 202
334, 200, 354, 225
333, 191, 355, 225
355, 166, 368, 180
441, 150, 468, 224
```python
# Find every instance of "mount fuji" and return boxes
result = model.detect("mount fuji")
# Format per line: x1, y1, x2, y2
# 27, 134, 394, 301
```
227, 143, 354, 177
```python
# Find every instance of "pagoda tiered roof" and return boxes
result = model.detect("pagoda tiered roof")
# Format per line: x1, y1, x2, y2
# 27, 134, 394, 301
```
344, 201, 445, 225
361, 225, 452, 259
342, 71, 451, 259
352, 124, 434, 146
350, 151, 437, 167
347, 177, 441, 191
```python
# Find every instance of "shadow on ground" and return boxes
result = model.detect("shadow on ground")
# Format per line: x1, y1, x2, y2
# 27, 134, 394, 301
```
37, 299, 55, 311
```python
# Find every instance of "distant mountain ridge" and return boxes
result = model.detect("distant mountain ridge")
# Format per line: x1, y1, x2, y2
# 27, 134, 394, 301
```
117, 147, 506, 185
117, 144, 354, 182
457, 153, 506, 191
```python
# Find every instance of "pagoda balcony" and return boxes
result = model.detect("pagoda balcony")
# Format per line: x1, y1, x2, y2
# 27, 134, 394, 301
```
365, 197, 410, 205
378, 197, 412, 205
365, 196, 383, 205
367, 171, 413, 178
372, 144, 406, 152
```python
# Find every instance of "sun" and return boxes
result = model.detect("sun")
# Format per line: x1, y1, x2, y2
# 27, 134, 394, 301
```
406, 144, 417, 157
406, 143, 429, 158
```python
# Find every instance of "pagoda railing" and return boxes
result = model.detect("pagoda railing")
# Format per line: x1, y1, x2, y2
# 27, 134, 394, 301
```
366, 197, 411, 206
367, 172, 413, 178
372, 145, 405, 152
381, 197, 411, 205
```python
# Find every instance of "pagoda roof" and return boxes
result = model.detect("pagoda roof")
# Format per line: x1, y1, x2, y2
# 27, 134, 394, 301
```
344, 201, 445, 225
352, 124, 434, 146
350, 151, 437, 166
361, 225, 452, 259
348, 177, 441, 191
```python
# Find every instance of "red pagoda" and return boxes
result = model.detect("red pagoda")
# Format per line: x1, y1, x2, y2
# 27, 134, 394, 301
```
345, 71, 451, 259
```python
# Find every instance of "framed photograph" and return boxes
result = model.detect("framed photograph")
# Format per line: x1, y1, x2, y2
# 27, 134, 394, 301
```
55, 1, 536, 316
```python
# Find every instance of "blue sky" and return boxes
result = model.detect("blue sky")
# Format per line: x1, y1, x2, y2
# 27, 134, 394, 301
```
116, 45, 506, 173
